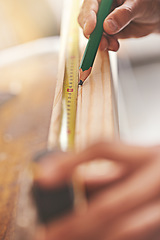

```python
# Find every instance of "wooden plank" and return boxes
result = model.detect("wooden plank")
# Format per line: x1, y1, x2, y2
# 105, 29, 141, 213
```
75, 38, 117, 152
48, 0, 77, 149
49, 2, 118, 151
47, 1, 119, 188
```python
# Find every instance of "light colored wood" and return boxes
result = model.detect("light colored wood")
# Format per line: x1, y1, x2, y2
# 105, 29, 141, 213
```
48, 0, 77, 149
49, 0, 118, 152
75, 39, 117, 152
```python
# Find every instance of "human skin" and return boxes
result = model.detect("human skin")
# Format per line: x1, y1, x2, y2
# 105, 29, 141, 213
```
78, 0, 160, 51
35, 141, 160, 240
34, 2, 160, 239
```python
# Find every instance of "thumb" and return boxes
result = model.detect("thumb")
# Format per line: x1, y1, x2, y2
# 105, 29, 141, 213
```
103, 0, 139, 35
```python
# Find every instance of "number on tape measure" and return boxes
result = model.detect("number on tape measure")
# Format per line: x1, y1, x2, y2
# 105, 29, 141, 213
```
59, 0, 80, 151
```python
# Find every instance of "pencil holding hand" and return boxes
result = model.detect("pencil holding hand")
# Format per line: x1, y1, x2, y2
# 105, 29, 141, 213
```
79, 0, 113, 86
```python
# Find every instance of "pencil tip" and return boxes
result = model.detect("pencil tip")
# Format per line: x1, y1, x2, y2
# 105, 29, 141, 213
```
78, 80, 83, 86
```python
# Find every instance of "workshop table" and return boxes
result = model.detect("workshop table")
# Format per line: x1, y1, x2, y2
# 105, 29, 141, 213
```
0, 39, 58, 239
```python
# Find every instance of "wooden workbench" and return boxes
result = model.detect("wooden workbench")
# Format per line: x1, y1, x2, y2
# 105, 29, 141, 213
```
0, 43, 58, 239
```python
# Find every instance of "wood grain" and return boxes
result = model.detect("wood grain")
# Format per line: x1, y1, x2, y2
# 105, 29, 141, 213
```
48, 0, 119, 185
75, 45, 117, 152
0, 0, 119, 238
49, 8, 118, 151
48, 0, 76, 149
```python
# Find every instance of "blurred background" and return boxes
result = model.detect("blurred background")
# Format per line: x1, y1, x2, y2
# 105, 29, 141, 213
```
118, 35, 160, 145
0, 1, 64, 237
0, 0, 62, 49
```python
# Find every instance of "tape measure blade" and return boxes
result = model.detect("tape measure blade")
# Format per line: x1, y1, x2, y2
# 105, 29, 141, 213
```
59, 0, 80, 151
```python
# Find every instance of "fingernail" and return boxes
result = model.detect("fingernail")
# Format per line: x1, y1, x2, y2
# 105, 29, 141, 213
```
105, 19, 117, 32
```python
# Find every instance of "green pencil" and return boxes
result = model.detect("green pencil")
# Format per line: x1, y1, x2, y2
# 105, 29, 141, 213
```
79, 0, 113, 86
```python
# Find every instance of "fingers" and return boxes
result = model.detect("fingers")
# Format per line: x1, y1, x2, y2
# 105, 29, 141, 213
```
103, 0, 139, 35
79, 0, 159, 49
99, 34, 119, 51
83, 10, 97, 38
35, 227, 46, 240
81, 162, 126, 195
35, 201, 160, 240
34, 147, 160, 240
115, 22, 158, 39
35, 170, 160, 240
104, 199, 160, 240
35, 209, 102, 240
35, 141, 158, 188
99, 35, 109, 51
90, 157, 160, 225
78, 0, 99, 37
78, 0, 120, 49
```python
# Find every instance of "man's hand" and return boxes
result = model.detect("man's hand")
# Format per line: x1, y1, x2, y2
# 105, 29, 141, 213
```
34, 141, 160, 240
78, 0, 160, 51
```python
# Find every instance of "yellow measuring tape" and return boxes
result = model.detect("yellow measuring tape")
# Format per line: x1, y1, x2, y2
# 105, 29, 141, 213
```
59, 0, 80, 151
58, 1, 86, 208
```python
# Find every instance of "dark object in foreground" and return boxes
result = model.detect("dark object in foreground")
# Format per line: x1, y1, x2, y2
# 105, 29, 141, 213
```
32, 183, 74, 224
32, 150, 74, 224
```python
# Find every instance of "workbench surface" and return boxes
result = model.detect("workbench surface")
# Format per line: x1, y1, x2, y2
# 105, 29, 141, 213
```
0, 43, 58, 239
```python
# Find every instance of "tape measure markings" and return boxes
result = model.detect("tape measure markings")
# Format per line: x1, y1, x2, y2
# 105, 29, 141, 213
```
59, 0, 80, 151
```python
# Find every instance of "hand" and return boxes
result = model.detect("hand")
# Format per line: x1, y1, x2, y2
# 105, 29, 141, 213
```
78, 0, 160, 51
34, 141, 160, 240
